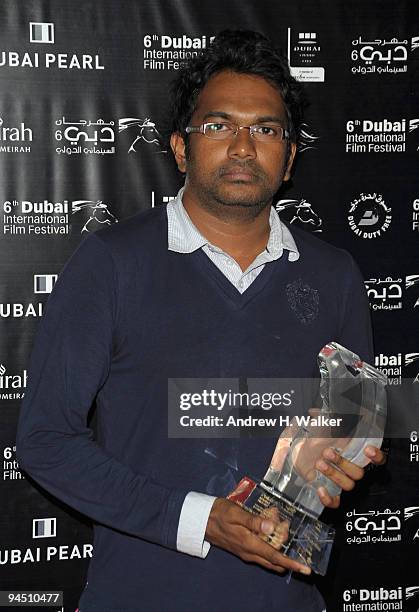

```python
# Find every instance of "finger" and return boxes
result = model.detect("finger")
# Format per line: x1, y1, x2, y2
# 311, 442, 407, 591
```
322, 448, 365, 480
243, 535, 311, 575
364, 446, 386, 465
239, 504, 289, 538
308, 408, 321, 417
242, 552, 287, 573
317, 487, 340, 508
261, 505, 281, 523
243, 510, 277, 536
316, 459, 359, 491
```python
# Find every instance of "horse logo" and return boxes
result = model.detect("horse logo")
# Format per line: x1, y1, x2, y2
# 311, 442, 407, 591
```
72, 200, 118, 234
298, 123, 319, 153
275, 198, 323, 232
118, 117, 167, 154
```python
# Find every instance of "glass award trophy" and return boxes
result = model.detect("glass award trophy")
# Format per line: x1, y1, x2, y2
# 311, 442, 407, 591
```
227, 342, 388, 575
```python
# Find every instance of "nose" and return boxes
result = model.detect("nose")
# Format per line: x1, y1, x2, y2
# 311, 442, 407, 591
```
227, 126, 257, 160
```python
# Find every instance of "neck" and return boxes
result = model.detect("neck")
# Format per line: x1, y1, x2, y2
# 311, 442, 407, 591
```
182, 187, 272, 271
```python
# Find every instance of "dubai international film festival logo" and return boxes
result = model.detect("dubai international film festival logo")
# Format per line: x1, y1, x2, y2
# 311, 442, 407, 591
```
342, 585, 419, 610
55, 116, 115, 156
287, 28, 325, 82
118, 117, 167, 154
351, 34, 418, 75
71, 200, 118, 233
344, 504, 419, 546
365, 274, 419, 312
365, 277, 403, 312
142, 33, 215, 71
345, 118, 419, 154
275, 198, 323, 232
2, 197, 118, 236
374, 351, 419, 385
54, 115, 166, 156
347, 192, 391, 239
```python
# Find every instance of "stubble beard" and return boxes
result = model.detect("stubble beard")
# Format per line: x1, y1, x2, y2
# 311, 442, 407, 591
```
185, 158, 284, 222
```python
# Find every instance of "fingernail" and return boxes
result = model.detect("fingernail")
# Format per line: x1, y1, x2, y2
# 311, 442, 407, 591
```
318, 486, 328, 498
324, 448, 336, 461
317, 460, 328, 472
261, 520, 275, 535
365, 447, 376, 458
300, 566, 311, 575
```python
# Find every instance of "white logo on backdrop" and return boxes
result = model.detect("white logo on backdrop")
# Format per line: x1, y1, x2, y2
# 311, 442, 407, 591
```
72, 201, 118, 234
298, 123, 319, 153
32, 518, 56, 539
404, 506, 419, 521
0, 21, 104, 70
411, 36, 419, 52
118, 117, 167, 154
365, 277, 402, 311
150, 192, 176, 208
348, 193, 391, 238
276, 198, 323, 232
351, 35, 418, 75
29, 22, 54, 44
33, 275, 57, 294
0, 363, 27, 400
406, 274, 419, 289
406, 585, 419, 600
55, 117, 115, 155
0, 117, 32, 153
287, 27, 324, 82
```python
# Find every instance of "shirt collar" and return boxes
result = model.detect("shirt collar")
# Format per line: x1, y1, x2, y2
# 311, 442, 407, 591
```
167, 186, 299, 262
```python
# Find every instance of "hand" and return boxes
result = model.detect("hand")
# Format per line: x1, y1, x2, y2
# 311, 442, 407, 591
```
315, 445, 387, 508
205, 497, 311, 575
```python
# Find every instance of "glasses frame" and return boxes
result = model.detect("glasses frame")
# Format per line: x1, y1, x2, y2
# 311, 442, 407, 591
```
185, 121, 290, 142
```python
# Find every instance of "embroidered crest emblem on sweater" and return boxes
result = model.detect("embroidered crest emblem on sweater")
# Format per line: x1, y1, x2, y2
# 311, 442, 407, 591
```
286, 279, 319, 324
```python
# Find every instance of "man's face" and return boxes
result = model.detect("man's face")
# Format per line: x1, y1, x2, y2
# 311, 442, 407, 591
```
171, 70, 296, 215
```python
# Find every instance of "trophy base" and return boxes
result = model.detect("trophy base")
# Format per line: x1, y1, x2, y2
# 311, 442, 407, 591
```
227, 477, 335, 576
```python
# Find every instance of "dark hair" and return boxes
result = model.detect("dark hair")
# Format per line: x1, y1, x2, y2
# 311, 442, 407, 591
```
168, 29, 305, 149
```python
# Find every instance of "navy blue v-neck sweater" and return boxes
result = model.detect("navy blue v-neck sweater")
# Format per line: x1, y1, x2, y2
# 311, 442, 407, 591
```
17, 205, 373, 612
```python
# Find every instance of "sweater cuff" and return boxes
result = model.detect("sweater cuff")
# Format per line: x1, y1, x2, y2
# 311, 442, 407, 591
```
176, 491, 217, 558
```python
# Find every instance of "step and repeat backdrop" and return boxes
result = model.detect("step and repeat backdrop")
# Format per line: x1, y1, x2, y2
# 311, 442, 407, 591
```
0, 1, 418, 610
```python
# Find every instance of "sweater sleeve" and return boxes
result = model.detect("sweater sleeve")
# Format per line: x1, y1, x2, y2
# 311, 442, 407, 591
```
16, 233, 188, 550
337, 251, 374, 363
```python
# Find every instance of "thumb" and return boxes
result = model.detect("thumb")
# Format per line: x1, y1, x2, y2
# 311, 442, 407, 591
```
244, 511, 276, 535
261, 518, 276, 535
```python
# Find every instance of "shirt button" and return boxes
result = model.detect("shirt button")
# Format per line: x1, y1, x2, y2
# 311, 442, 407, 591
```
238, 280, 244, 288
227, 259, 233, 266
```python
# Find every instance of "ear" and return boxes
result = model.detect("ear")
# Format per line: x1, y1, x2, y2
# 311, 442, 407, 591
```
283, 142, 297, 182
170, 132, 187, 173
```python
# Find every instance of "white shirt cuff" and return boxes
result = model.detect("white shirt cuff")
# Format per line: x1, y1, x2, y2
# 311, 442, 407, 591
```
176, 491, 217, 558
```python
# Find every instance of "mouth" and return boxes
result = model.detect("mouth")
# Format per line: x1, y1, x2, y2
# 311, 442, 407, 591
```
220, 167, 258, 182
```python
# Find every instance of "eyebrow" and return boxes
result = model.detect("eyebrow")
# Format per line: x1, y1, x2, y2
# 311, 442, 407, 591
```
202, 111, 285, 125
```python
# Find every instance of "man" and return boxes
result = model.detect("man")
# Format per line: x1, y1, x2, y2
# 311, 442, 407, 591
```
17, 30, 384, 612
